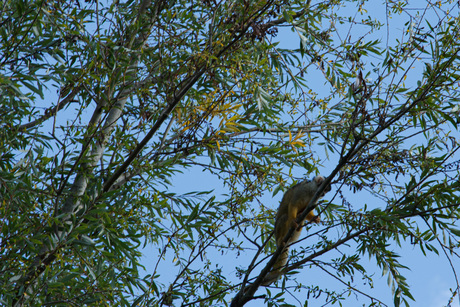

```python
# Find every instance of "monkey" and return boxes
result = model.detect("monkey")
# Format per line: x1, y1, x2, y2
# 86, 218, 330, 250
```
262, 175, 331, 286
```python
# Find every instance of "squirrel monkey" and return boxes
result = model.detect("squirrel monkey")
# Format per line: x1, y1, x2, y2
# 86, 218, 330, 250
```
263, 175, 331, 285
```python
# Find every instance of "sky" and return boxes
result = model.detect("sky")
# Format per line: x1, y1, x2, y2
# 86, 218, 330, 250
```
140, 1, 460, 306
140, 164, 460, 307
24, 0, 459, 305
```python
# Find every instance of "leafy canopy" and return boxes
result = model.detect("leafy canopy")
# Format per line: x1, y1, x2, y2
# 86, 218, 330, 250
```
1, 0, 460, 306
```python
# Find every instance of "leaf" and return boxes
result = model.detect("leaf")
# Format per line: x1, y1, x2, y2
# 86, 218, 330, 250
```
74, 235, 96, 247
186, 204, 200, 224
448, 227, 460, 238
256, 86, 271, 110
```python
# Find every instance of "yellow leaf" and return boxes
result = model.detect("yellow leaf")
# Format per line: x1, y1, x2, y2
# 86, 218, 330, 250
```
293, 130, 305, 142
292, 140, 306, 147
228, 114, 240, 122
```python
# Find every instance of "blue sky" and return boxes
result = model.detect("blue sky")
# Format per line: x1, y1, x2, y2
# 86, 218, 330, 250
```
140, 1, 460, 306
140, 162, 459, 306
8, 0, 459, 305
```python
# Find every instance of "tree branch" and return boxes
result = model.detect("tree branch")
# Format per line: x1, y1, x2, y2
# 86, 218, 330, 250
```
15, 85, 81, 131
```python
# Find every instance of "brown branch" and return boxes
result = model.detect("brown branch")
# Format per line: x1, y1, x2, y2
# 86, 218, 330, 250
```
15, 85, 81, 131
286, 228, 368, 272
265, 0, 311, 27
312, 259, 389, 306
103, 3, 272, 193
231, 46, 460, 306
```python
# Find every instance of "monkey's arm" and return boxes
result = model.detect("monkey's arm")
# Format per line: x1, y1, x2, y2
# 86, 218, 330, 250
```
304, 209, 320, 223
290, 193, 320, 228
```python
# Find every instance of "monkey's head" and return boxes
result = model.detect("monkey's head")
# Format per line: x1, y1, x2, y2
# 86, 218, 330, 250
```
313, 175, 332, 197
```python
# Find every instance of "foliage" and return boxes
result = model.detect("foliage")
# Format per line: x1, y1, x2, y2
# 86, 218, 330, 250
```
1, 0, 460, 306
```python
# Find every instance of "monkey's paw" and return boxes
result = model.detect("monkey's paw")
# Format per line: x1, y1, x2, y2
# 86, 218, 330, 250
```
311, 215, 321, 224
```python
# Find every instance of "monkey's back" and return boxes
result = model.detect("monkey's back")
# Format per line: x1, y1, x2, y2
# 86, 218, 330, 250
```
274, 179, 318, 246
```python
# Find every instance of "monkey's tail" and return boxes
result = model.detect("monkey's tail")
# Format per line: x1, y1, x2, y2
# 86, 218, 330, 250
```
261, 247, 289, 286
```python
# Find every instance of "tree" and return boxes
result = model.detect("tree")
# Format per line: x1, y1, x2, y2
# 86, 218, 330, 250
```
1, 0, 460, 306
